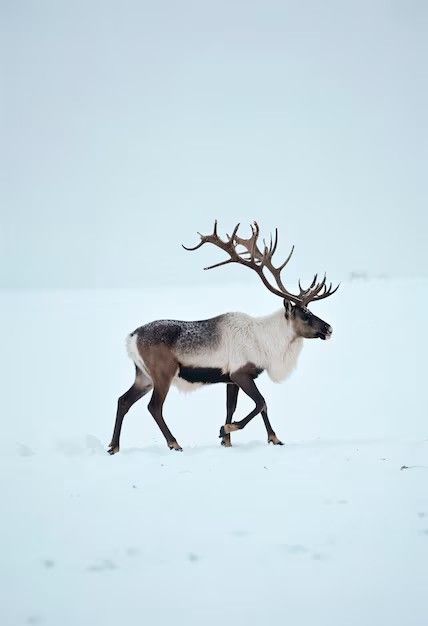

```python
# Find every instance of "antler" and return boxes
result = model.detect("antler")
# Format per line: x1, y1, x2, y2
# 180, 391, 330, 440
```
183, 221, 339, 306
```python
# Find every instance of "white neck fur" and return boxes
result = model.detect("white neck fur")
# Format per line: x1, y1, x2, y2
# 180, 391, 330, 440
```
253, 309, 303, 382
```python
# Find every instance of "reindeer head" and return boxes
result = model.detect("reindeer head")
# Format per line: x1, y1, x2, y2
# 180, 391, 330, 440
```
283, 300, 333, 340
183, 221, 339, 341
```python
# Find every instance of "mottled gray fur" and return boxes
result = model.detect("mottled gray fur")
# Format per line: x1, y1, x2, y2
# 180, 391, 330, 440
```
132, 315, 225, 353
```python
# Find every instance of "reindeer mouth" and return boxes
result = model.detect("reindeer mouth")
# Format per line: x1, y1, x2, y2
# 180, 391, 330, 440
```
317, 327, 332, 341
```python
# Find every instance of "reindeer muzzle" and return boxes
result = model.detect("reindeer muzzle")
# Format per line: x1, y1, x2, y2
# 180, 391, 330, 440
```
318, 324, 333, 340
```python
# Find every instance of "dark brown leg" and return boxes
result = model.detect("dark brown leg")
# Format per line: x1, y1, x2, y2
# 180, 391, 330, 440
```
219, 371, 266, 438
221, 384, 239, 447
136, 343, 182, 450
108, 368, 152, 455
147, 386, 182, 451
261, 409, 284, 445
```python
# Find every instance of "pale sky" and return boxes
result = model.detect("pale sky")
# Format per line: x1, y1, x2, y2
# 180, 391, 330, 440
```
1, 0, 427, 288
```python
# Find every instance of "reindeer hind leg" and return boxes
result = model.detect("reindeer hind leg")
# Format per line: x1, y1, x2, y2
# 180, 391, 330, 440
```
144, 344, 182, 451
108, 366, 152, 455
147, 384, 182, 451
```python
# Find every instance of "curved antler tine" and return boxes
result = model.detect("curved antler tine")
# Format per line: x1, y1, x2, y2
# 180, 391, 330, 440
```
316, 284, 326, 297
227, 222, 240, 243
261, 242, 270, 267
298, 272, 325, 304
311, 283, 326, 298
309, 280, 341, 302
278, 245, 294, 271
312, 273, 327, 296
248, 221, 258, 259
182, 232, 206, 251
213, 220, 218, 236
262, 237, 270, 263
182, 241, 204, 251
327, 282, 340, 296
271, 228, 279, 255
253, 221, 260, 241
320, 283, 330, 296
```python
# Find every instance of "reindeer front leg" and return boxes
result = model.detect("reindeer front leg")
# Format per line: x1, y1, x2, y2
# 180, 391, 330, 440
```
219, 370, 266, 437
221, 384, 239, 447
261, 409, 283, 445
219, 369, 283, 445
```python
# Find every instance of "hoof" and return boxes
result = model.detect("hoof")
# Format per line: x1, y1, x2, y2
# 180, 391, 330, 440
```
168, 441, 183, 451
107, 445, 119, 455
268, 435, 284, 446
219, 423, 239, 438
221, 438, 232, 447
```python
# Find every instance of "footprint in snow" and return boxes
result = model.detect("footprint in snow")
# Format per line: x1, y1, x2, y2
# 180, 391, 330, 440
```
87, 559, 117, 572
126, 547, 140, 557
85, 435, 105, 454
18, 444, 35, 457
312, 552, 328, 561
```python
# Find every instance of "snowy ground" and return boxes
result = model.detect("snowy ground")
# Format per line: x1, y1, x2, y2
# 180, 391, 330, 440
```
1, 278, 427, 626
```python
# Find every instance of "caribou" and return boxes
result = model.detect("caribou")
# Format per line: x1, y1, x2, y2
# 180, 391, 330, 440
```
108, 222, 339, 453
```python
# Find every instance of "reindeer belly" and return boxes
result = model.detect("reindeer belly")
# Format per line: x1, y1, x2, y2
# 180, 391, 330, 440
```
173, 364, 231, 392
178, 366, 231, 384
172, 340, 231, 391
172, 362, 264, 393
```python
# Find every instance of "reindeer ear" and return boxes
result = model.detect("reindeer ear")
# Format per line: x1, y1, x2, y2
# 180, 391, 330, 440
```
283, 299, 293, 317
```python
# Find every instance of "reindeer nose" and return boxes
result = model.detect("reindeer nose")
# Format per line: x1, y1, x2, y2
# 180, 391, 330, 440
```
325, 324, 333, 338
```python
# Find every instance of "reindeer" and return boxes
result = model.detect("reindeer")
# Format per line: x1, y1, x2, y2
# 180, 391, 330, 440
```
108, 222, 339, 454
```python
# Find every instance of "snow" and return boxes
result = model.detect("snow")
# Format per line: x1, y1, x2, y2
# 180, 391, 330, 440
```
1, 278, 427, 626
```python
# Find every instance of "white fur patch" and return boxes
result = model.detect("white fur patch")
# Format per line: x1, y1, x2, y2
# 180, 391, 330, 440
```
173, 309, 303, 383
126, 334, 152, 380
172, 377, 204, 393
